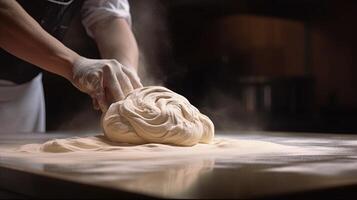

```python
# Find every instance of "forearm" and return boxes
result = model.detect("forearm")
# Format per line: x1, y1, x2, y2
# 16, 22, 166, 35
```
0, 0, 79, 79
91, 17, 139, 71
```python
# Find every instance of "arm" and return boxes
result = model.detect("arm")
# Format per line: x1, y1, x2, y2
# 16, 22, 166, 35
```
89, 17, 139, 71
0, 0, 140, 111
0, 0, 79, 79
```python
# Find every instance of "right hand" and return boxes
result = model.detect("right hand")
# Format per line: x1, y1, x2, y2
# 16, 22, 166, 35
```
71, 57, 142, 112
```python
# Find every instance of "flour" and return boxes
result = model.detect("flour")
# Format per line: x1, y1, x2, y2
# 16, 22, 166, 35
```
16, 135, 300, 154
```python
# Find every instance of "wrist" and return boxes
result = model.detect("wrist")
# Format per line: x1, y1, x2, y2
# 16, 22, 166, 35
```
59, 52, 81, 81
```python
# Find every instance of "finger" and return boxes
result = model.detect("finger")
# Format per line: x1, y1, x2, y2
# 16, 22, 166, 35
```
116, 67, 134, 96
103, 66, 124, 102
122, 67, 143, 88
104, 87, 118, 106
95, 91, 108, 112
88, 70, 108, 112
92, 98, 100, 110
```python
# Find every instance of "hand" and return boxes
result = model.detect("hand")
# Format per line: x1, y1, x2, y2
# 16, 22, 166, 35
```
71, 57, 142, 112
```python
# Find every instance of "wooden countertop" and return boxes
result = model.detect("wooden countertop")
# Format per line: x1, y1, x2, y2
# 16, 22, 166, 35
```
2, 131, 357, 199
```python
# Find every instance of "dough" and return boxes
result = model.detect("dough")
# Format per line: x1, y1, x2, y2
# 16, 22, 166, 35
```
102, 86, 214, 146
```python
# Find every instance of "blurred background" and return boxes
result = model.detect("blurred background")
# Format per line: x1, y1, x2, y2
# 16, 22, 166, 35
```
43, 0, 357, 134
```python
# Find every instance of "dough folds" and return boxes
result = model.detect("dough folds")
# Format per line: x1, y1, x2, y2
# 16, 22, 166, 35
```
102, 86, 214, 146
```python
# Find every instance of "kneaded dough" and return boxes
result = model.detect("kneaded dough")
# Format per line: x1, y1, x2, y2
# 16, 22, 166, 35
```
102, 86, 214, 146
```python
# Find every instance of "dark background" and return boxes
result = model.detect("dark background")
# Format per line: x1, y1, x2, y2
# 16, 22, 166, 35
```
43, 0, 357, 133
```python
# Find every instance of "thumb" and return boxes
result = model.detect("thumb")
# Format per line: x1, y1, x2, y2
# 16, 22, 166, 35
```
92, 98, 100, 110
94, 91, 108, 112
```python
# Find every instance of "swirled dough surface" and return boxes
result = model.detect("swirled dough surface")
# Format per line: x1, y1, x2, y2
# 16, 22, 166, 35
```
102, 86, 214, 146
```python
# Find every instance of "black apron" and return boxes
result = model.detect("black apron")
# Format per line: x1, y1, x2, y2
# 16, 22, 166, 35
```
0, 0, 83, 84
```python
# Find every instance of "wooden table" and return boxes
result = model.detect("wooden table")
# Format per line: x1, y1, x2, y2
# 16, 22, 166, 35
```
2, 131, 357, 199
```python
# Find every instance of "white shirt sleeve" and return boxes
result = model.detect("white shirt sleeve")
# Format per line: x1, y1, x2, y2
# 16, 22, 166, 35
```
81, 0, 132, 38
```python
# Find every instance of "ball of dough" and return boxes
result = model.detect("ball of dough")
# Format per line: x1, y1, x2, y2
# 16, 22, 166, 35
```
102, 86, 214, 146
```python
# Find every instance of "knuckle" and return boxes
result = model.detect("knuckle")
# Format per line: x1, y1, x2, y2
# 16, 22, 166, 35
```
109, 59, 120, 66
103, 64, 112, 72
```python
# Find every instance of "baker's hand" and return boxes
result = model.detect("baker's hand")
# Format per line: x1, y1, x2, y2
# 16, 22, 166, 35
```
71, 57, 142, 112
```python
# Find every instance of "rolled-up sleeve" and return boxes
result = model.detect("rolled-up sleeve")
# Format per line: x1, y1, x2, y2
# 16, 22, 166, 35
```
81, 0, 132, 38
